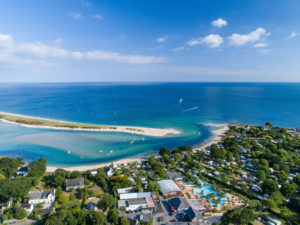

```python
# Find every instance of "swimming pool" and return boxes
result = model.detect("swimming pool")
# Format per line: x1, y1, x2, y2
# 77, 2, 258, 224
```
193, 180, 228, 207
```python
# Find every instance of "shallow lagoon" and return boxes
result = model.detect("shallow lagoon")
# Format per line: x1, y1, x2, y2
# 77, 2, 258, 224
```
1, 82, 300, 166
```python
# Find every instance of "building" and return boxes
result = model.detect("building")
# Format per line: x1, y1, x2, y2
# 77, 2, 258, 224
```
21, 203, 34, 215
120, 192, 152, 200
28, 189, 56, 205
186, 207, 204, 222
168, 173, 184, 181
17, 167, 29, 176
118, 197, 155, 212
66, 177, 84, 191
86, 202, 98, 211
85, 197, 100, 211
104, 167, 115, 177
36, 207, 54, 215
169, 197, 190, 214
186, 199, 206, 211
117, 187, 133, 195
158, 180, 181, 196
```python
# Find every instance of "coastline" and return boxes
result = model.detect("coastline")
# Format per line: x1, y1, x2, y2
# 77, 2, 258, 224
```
46, 123, 230, 172
0, 112, 180, 137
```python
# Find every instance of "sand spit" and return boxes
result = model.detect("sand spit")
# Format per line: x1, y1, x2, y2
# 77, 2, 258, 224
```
0, 112, 180, 137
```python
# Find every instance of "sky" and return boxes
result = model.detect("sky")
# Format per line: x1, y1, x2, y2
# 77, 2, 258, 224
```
0, 0, 300, 82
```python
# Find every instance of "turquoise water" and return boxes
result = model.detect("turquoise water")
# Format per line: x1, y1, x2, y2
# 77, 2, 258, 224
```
194, 180, 228, 207
0, 82, 300, 166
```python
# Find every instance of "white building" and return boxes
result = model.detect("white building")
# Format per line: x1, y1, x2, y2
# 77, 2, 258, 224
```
28, 189, 56, 205
105, 167, 115, 177
21, 203, 34, 215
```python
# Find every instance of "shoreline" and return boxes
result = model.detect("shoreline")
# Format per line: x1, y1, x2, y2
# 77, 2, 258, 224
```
46, 123, 230, 172
0, 112, 180, 137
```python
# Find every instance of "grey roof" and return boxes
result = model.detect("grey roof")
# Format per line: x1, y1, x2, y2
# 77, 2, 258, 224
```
117, 187, 133, 194
21, 203, 32, 209
120, 192, 152, 200
186, 207, 204, 221
127, 198, 147, 206
138, 213, 152, 222
28, 189, 55, 200
66, 177, 84, 188
158, 180, 181, 194
186, 199, 206, 211
169, 197, 190, 210
168, 173, 183, 180
86, 202, 98, 210
37, 207, 54, 215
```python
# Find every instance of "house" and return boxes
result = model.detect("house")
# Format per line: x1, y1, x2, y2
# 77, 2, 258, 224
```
137, 213, 152, 222
28, 189, 56, 205
117, 187, 133, 195
66, 177, 84, 191
168, 173, 184, 181
36, 207, 54, 215
90, 169, 97, 176
17, 167, 29, 176
118, 197, 155, 213
158, 180, 181, 196
21, 203, 34, 215
105, 167, 115, 177
85, 197, 100, 211
186, 199, 206, 212
120, 192, 152, 200
169, 197, 190, 214
86, 202, 98, 211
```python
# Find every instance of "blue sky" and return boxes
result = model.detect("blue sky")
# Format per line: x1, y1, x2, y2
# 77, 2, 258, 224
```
0, 0, 299, 82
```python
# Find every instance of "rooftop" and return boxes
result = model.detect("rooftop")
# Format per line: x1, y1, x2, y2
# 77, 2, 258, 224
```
158, 180, 181, 194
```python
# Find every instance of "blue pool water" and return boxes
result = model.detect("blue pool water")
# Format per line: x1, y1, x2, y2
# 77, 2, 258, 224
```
0, 82, 300, 166
194, 180, 228, 207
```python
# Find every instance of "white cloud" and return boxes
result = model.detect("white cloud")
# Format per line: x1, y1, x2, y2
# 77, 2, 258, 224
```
71, 50, 165, 63
287, 31, 298, 40
173, 46, 185, 52
53, 38, 63, 47
258, 49, 271, 54
254, 43, 268, 48
68, 12, 82, 19
156, 35, 168, 43
228, 28, 270, 46
211, 18, 227, 28
0, 34, 165, 64
92, 14, 103, 20
187, 34, 223, 48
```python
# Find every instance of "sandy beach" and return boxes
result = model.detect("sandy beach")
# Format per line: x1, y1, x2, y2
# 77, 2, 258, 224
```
46, 157, 144, 172
0, 112, 180, 137
46, 123, 230, 172
194, 123, 230, 150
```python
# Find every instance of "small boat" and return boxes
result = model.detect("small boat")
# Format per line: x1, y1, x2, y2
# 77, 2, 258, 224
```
67, 151, 71, 154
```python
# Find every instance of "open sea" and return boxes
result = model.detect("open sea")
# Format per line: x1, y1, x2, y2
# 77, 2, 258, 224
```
0, 82, 300, 166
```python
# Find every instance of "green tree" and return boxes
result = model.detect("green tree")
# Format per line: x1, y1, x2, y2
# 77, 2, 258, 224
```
98, 194, 115, 210
256, 170, 266, 180
159, 147, 170, 156
174, 153, 182, 162
278, 170, 288, 182
261, 179, 279, 195
120, 216, 130, 225
148, 181, 160, 193
91, 211, 107, 225
280, 206, 293, 220
108, 208, 119, 224
270, 191, 284, 206
70, 171, 81, 179
280, 183, 297, 197
28, 158, 47, 177
149, 156, 156, 166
